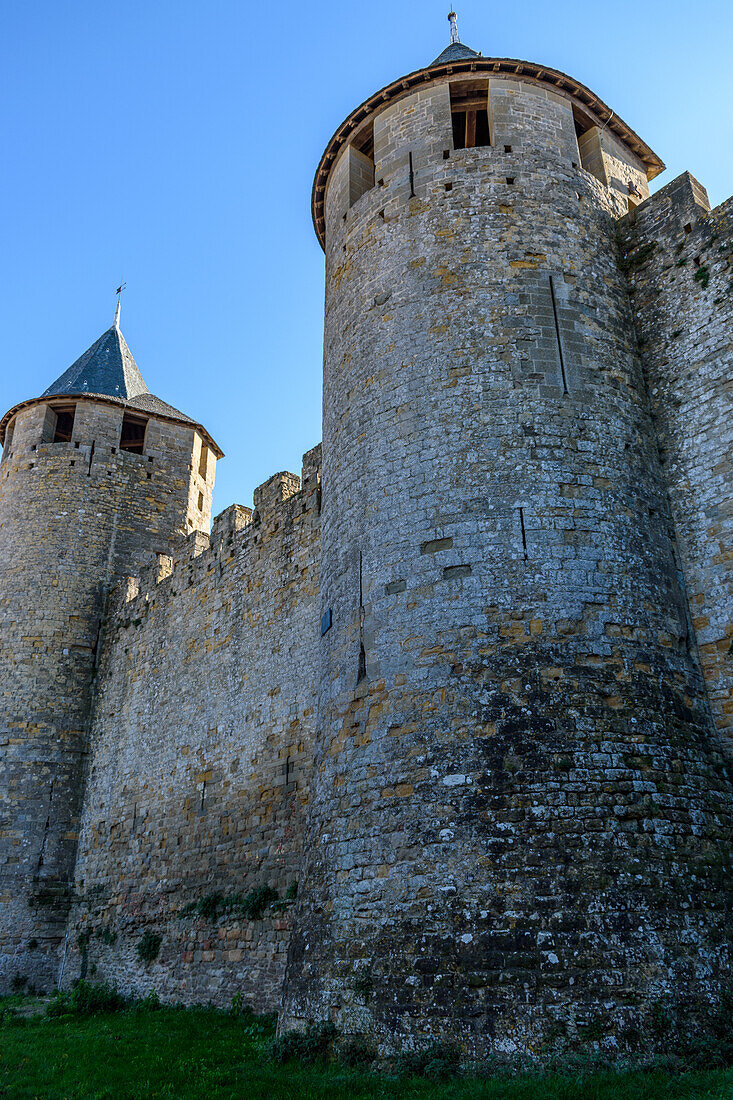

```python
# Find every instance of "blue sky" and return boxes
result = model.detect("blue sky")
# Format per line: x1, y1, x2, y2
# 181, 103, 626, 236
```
2, 0, 731, 513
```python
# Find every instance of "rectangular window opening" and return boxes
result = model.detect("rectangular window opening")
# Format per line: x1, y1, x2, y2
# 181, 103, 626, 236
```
450, 81, 491, 149
120, 412, 148, 454
51, 404, 76, 444
347, 122, 375, 209
573, 106, 607, 184
2, 419, 15, 460
199, 444, 209, 479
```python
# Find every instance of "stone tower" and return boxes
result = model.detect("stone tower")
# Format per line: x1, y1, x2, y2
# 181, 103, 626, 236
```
281, 28, 733, 1053
0, 311, 221, 992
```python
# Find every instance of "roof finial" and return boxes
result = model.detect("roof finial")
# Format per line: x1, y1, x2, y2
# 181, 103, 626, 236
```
448, 10, 460, 44
114, 281, 126, 329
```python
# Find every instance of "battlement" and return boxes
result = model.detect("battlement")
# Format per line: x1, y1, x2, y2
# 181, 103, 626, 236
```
112, 444, 322, 619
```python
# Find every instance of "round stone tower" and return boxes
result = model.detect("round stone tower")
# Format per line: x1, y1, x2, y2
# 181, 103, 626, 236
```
0, 310, 221, 992
282, 26, 733, 1054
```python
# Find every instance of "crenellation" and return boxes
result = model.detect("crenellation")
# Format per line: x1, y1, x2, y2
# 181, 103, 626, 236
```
210, 503, 253, 552
252, 469, 302, 520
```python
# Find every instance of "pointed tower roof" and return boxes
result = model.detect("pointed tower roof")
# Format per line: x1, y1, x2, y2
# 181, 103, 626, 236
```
41, 324, 149, 401
0, 315, 223, 456
430, 41, 479, 65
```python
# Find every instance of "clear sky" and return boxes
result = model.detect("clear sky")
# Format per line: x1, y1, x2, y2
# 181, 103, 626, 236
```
1, 0, 731, 514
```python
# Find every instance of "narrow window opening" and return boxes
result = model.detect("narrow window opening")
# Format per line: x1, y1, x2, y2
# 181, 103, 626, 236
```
36, 781, 53, 871
120, 413, 148, 454
506, 177, 515, 185
198, 491, 204, 511
519, 507, 528, 561
445, 182, 453, 192
200, 779, 206, 812
199, 444, 209, 479
504, 145, 512, 154
450, 81, 491, 149
549, 275, 569, 395
443, 150, 450, 160
52, 405, 76, 443
408, 151, 415, 197
684, 223, 692, 234
357, 550, 367, 684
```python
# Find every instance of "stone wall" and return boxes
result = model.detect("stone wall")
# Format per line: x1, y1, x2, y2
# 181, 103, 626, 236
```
281, 75, 733, 1056
620, 174, 733, 755
0, 398, 214, 993
62, 447, 320, 1012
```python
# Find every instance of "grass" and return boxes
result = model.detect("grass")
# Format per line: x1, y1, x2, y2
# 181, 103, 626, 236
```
1, 999, 733, 1099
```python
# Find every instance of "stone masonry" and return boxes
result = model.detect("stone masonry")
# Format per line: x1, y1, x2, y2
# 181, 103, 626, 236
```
0, 29, 731, 1061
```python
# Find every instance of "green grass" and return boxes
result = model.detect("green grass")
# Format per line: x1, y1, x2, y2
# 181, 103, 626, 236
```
1, 1003, 733, 1100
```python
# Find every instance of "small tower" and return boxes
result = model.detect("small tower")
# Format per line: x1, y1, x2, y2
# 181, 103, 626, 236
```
0, 312, 222, 992
281, 19, 733, 1055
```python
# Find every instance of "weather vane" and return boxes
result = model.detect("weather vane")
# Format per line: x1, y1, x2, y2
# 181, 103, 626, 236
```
114, 280, 126, 328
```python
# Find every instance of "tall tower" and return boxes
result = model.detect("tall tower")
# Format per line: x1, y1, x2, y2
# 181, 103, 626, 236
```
0, 312, 221, 992
282, 27, 733, 1053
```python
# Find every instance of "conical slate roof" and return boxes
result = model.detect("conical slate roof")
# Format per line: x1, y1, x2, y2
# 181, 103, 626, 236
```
42, 324, 148, 401
430, 41, 479, 66
0, 316, 224, 454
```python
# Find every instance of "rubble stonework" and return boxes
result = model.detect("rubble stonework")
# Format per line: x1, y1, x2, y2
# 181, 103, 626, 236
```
0, 36, 731, 1057
619, 175, 733, 755
61, 451, 321, 1007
